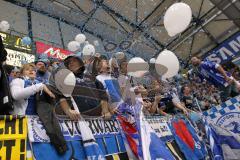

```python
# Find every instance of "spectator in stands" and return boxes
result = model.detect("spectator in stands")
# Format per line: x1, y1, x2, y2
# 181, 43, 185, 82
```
191, 56, 239, 101
35, 59, 50, 83
181, 85, 196, 111
48, 58, 60, 72
8, 66, 20, 82
0, 35, 13, 114
109, 57, 119, 78
93, 55, 122, 117
147, 80, 188, 115
10, 63, 55, 115
51, 54, 109, 120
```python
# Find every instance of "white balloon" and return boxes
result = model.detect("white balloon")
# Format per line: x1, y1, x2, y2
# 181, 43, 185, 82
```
75, 34, 86, 44
164, 3, 192, 37
0, 21, 10, 32
55, 69, 76, 97
149, 58, 156, 63
115, 52, 125, 59
155, 50, 179, 79
67, 41, 80, 52
82, 44, 95, 56
127, 57, 149, 78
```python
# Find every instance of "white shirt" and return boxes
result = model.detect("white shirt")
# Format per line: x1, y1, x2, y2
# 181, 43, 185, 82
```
10, 78, 44, 115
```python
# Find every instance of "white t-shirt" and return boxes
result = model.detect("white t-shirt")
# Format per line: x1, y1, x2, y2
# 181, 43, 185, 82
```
96, 74, 123, 109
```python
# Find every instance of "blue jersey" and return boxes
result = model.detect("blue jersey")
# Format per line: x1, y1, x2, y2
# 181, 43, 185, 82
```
24, 79, 40, 115
198, 61, 230, 87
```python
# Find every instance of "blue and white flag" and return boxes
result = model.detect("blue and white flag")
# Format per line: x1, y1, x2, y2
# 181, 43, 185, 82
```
133, 101, 175, 160
203, 95, 240, 135
203, 118, 224, 160
210, 122, 240, 160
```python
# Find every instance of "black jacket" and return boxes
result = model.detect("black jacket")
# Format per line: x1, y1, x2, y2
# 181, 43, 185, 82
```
0, 35, 13, 114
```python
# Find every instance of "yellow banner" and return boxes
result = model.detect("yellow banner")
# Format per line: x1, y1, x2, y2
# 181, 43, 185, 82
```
0, 115, 27, 160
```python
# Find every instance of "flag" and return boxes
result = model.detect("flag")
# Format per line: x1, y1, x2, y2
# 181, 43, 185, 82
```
169, 118, 207, 160
203, 95, 240, 135
133, 101, 175, 160
117, 115, 139, 160
210, 122, 240, 160
203, 119, 223, 160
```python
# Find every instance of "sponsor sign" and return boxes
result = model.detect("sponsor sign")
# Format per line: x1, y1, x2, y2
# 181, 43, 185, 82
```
204, 32, 240, 64
0, 32, 31, 51
36, 41, 72, 60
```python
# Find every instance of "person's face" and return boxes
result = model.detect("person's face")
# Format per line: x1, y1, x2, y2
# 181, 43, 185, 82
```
184, 86, 191, 95
68, 57, 83, 73
191, 57, 200, 66
100, 60, 110, 73
36, 62, 47, 73
23, 66, 36, 80
143, 100, 152, 111
10, 71, 17, 78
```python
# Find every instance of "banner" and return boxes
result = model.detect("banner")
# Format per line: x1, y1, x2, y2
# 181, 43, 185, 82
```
204, 32, 240, 64
28, 116, 121, 142
36, 41, 72, 60
6, 48, 35, 67
203, 95, 240, 135
144, 116, 172, 138
28, 116, 126, 158
0, 115, 27, 160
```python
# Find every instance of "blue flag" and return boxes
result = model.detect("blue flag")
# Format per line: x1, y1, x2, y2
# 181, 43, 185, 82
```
210, 122, 240, 160
203, 119, 224, 160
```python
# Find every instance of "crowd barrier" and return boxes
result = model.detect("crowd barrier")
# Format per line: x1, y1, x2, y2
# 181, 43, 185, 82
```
0, 95, 239, 160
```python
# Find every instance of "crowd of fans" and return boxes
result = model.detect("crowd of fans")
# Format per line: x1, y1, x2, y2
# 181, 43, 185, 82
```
0, 35, 239, 119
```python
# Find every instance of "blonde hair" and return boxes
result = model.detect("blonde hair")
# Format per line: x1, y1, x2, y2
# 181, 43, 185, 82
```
20, 63, 36, 74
